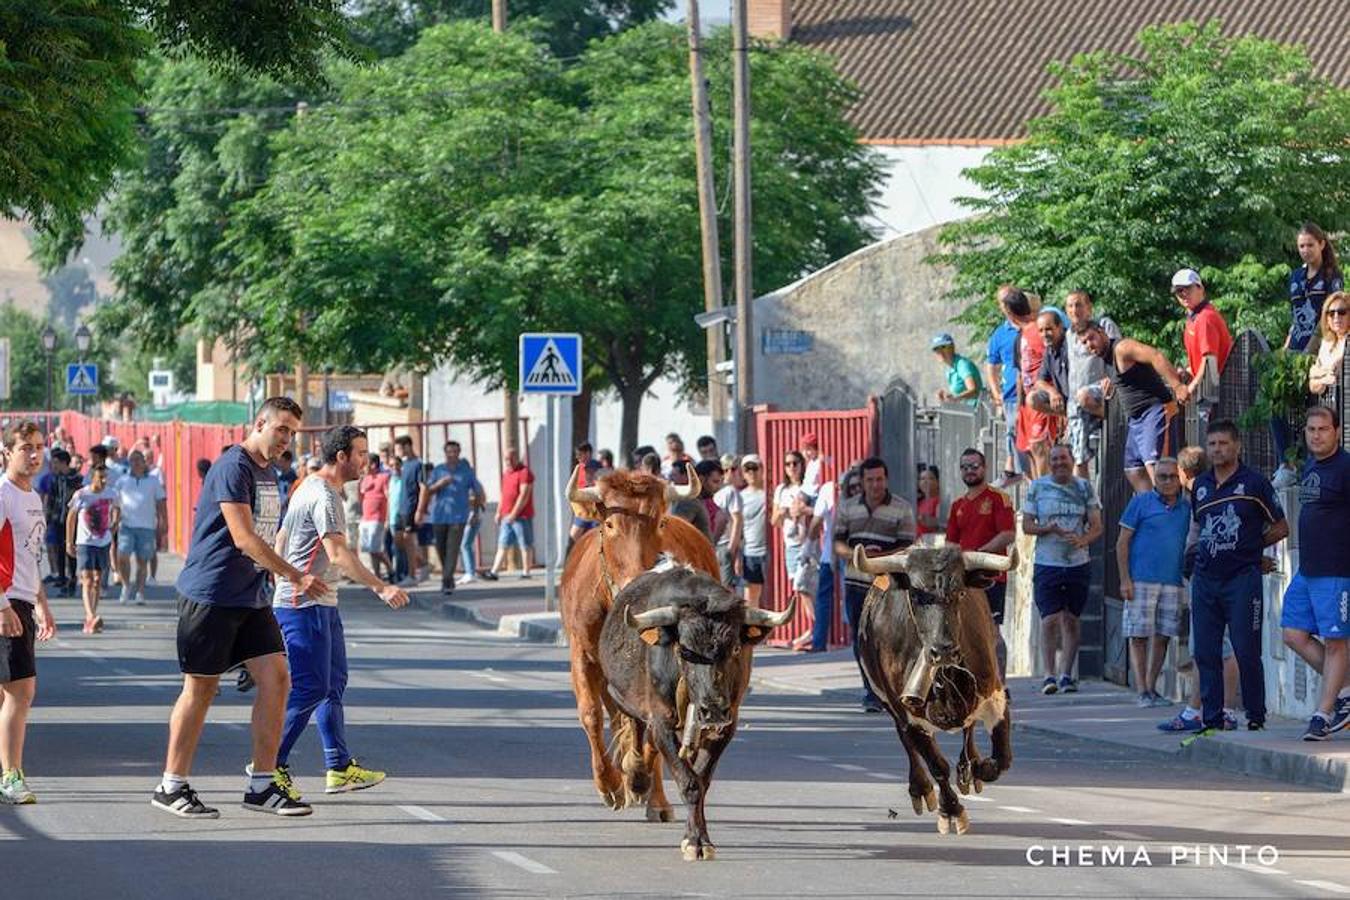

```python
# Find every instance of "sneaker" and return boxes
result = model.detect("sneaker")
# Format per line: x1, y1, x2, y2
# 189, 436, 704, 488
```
518, 571, 531, 580
1041, 676, 1058, 695
481, 570, 499, 582
1136, 693, 1153, 708
1302, 713, 1334, 742
1332, 695, 1350, 733
1148, 691, 1173, 707
246, 763, 299, 800
456, 573, 477, 585
1246, 720, 1265, 732
861, 698, 884, 714
1058, 675, 1078, 693
0, 769, 36, 805
236, 668, 255, 693
243, 779, 313, 816
116, 586, 128, 605
1222, 710, 1239, 731
151, 783, 218, 818
1157, 713, 1203, 732
135, 591, 145, 606
325, 759, 387, 794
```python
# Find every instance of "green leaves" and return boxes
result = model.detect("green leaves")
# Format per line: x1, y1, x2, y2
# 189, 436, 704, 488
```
937, 21, 1350, 355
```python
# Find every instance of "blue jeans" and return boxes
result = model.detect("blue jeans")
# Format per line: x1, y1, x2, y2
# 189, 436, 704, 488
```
1191, 568, 1266, 729
811, 560, 835, 651
276, 605, 350, 771
460, 519, 480, 573
844, 582, 879, 703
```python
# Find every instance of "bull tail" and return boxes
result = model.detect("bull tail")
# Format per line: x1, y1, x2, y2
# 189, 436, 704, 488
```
608, 712, 650, 808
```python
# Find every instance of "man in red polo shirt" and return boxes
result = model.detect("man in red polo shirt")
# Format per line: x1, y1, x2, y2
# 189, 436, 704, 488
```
946, 447, 1016, 677
1174, 268, 1232, 398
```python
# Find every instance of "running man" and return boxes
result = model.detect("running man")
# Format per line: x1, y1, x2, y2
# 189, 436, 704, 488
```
0, 422, 57, 804
272, 426, 408, 799
152, 397, 330, 819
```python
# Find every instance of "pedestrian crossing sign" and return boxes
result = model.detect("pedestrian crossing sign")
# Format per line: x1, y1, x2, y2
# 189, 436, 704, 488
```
66, 363, 98, 395
519, 333, 582, 396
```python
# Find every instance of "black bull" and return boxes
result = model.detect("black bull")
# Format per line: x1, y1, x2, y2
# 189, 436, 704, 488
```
854, 544, 1015, 835
598, 566, 794, 861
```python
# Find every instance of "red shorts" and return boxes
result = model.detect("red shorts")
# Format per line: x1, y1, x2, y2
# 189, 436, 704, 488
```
1016, 403, 1061, 452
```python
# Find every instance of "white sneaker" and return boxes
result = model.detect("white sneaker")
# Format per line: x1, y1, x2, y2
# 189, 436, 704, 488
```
518, 570, 531, 580
135, 592, 146, 606
0, 769, 35, 804
116, 586, 128, 605
456, 573, 477, 585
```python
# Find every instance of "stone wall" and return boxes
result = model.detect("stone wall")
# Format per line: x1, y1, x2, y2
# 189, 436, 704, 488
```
751, 223, 979, 412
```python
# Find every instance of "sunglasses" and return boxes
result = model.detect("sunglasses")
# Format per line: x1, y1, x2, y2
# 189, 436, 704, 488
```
1329, 308, 1349, 318
959, 463, 983, 471
743, 464, 760, 471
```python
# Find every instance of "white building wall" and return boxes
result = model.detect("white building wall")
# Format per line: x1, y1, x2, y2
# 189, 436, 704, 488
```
867, 145, 994, 240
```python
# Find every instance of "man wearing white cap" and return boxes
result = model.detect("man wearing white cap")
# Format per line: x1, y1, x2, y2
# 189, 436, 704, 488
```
1173, 268, 1232, 401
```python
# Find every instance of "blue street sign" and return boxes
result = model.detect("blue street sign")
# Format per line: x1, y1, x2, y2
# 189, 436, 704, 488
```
519, 333, 582, 396
66, 363, 98, 395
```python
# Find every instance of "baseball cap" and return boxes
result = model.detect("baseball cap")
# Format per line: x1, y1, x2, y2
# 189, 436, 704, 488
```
930, 331, 955, 349
719, 453, 739, 470
800, 431, 819, 447
102, 435, 119, 448
740, 453, 763, 469
1171, 268, 1203, 289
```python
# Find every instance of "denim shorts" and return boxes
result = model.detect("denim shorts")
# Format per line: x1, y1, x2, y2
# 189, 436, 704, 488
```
498, 518, 534, 549
119, 526, 157, 561
76, 544, 110, 573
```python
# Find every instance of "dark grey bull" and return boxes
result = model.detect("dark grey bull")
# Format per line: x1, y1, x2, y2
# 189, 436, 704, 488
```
854, 544, 1015, 835
599, 565, 794, 860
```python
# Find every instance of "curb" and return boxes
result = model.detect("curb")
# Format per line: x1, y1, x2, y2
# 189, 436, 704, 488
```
441, 601, 569, 647
746, 674, 1348, 793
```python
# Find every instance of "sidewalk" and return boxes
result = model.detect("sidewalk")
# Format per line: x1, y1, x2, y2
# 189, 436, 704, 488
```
430, 580, 1350, 793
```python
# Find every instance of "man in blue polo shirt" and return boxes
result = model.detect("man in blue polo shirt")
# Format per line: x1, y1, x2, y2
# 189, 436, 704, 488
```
416, 440, 482, 596
1281, 406, 1350, 740
1117, 458, 1191, 707
1189, 420, 1288, 736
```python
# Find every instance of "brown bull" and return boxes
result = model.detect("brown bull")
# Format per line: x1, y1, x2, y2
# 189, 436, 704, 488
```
854, 544, 1015, 836
560, 466, 720, 821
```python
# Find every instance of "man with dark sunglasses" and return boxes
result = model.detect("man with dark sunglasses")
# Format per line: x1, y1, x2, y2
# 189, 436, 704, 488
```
945, 449, 1015, 677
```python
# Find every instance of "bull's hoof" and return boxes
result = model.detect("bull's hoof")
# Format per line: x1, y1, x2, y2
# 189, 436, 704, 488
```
646, 803, 674, 823
910, 794, 925, 815
975, 758, 1003, 783
600, 788, 625, 810
924, 788, 938, 812
973, 779, 984, 794
680, 839, 717, 861
955, 760, 974, 795
936, 810, 970, 835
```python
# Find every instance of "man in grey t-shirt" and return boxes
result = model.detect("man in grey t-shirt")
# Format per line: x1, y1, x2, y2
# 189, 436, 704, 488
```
1065, 290, 1121, 477
271, 426, 409, 798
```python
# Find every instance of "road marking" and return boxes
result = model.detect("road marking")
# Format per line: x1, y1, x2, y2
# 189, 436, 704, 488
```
1296, 881, 1350, 895
961, 795, 992, 802
832, 763, 867, 772
492, 851, 557, 875
112, 667, 135, 676
1102, 830, 1149, 840
398, 804, 447, 822
1239, 864, 1289, 876
999, 805, 1040, 814
1049, 817, 1091, 826
468, 671, 511, 684
794, 754, 827, 762
866, 772, 900, 779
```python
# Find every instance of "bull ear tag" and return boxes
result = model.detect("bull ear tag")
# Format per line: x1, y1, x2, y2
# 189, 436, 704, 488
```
743, 625, 765, 640
638, 628, 663, 646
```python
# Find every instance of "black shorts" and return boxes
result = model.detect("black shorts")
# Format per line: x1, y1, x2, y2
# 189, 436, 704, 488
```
1034, 563, 1091, 618
984, 580, 1008, 625
176, 597, 285, 676
742, 554, 766, 585
0, 602, 37, 683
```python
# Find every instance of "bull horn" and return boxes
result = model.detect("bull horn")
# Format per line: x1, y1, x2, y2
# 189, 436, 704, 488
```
664, 466, 701, 502
961, 550, 1015, 573
625, 604, 678, 630
853, 545, 910, 574
566, 465, 602, 504
744, 594, 796, 628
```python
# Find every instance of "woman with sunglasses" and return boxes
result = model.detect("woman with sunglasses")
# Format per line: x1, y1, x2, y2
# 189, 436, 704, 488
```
771, 450, 816, 649
1309, 291, 1350, 398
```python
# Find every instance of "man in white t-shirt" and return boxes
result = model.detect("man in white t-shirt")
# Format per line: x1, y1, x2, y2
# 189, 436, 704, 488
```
271, 426, 408, 800
115, 450, 167, 606
710, 456, 743, 587
0, 421, 56, 805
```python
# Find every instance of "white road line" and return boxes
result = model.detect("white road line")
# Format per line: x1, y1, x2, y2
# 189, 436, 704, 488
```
222, 723, 247, 732
794, 754, 827, 762
960, 795, 992, 803
831, 763, 867, 772
1049, 817, 1091, 826
492, 851, 557, 875
112, 667, 134, 676
1295, 881, 1350, 895
467, 671, 511, 684
398, 804, 447, 822
999, 805, 1040, 814
1239, 864, 1290, 876
1102, 830, 1149, 841
866, 772, 900, 779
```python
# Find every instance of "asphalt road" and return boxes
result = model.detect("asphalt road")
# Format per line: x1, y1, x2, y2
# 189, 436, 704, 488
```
4, 584, 1349, 899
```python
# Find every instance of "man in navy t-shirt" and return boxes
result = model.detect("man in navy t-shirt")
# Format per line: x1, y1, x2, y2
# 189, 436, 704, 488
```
152, 397, 331, 820
1281, 407, 1350, 740
1189, 420, 1288, 736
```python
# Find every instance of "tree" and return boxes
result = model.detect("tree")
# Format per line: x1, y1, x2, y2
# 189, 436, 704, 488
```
0, 303, 112, 410
217, 21, 879, 453
41, 264, 99, 331
2, 0, 352, 250
935, 22, 1350, 354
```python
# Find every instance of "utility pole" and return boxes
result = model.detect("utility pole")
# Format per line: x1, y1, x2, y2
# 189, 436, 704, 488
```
731, 0, 754, 451
687, 0, 727, 432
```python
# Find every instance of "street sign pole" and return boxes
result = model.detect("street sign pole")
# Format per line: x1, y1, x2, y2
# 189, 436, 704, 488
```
544, 394, 556, 612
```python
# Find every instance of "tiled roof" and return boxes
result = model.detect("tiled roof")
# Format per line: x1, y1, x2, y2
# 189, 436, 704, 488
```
787, 0, 1350, 143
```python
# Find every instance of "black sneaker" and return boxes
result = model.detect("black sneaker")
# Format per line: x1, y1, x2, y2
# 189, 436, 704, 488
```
861, 698, 884, 714
1302, 714, 1334, 742
481, 570, 499, 581
242, 780, 313, 816
1058, 675, 1078, 693
1246, 720, 1265, 731
1332, 695, 1350, 733
236, 668, 255, 693
151, 783, 220, 819
1041, 676, 1058, 695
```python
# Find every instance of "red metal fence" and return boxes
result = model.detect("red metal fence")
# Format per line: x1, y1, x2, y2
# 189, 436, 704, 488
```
753, 401, 878, 647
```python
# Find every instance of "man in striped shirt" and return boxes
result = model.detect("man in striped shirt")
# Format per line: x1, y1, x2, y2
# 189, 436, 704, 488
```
834, 457, 916, 712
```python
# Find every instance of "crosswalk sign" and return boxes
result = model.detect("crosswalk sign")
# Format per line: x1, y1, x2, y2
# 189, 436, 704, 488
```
519, 333, 582, 396
66, 363, 98, 395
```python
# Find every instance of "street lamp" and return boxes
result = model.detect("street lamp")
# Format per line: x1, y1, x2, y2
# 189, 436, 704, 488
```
74, 324, 91, 416
41, 326, 56, 434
